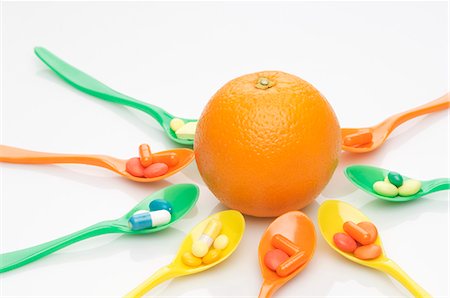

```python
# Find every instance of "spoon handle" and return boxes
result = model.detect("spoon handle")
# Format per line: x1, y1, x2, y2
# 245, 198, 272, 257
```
125, 266, 181, 298
377, 259, 431, 298
0, 145, 117, 170
385, 93, 449, 130
34, 47, 171, 125
426, 178, 450, 194
258, 281, 278, 298
0, 221, 117, 273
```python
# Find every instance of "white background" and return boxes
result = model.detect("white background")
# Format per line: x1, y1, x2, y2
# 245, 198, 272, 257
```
1, 1, 449, 297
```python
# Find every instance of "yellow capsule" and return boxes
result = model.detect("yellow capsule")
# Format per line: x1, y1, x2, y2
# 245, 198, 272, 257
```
202, 249, 221, 265
182, 252, 202, 267
191, 219, 222, 257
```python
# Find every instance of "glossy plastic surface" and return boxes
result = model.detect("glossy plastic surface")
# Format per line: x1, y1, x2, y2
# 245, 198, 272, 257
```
345, 164, 450, 202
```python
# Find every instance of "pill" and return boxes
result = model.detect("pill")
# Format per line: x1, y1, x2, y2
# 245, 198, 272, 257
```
128, 210, 171, 230
213, 234, 229, 250
149, 199, 173, 214
272, 234, 300, 256
333, 233, 357, 253
357, 222, 378, 244
202, 249, 221, 265
143, 162, 169, 178
170, 118, 185, 132
398, 179, 422, 196
373, 181, 398, 197
264, 249, 289, 272
343, 131, 373, 147
175, 121, 197, 140
276, 251, 307, 277
139, 144, 153, 167
182, 252, 202, 267
387, 171, 403, 187
152, 152, 179, 167
343, 221, 371, 245
192, 219, 222, 257
354, 244, 382, 260
126, 157, 146, 177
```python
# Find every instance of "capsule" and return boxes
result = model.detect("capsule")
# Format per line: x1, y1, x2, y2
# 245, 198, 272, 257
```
276, 251, 307, 277
357, 222, 378, 244
192, 219, 222, 257
139, 144, 153, 167
152, 152, 179, 167
343, 131, 373, 147
128, 210, 171, 231
343, 221, 371, 245
272, 234, 300, 256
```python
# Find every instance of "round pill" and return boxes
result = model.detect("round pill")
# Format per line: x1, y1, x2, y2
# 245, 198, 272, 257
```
143, 162, 169, 178
149, 199, 173, 214
388, 172, 403, 187
333, 233, 357, 253
373, 181, 398, 197
398, 179, 422, 197
192, 241, 209, 258
357, 222, 378, 244
264, 249, 289, 272
170, 118, 185, 132
213, 234, 229, 250
202, 249, 221, 265
182, 252, 202, 267
354, 244, 382, 260
126, 157, 145, 177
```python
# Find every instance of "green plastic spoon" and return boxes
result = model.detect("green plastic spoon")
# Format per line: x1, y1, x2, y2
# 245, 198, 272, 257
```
0, 184, 199, 273
34, 47, 196, 146
345, 165, 450, 202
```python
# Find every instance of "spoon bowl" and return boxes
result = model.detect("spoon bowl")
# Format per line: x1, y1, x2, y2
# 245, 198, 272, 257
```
342, 93, 449, 153
0, 184, 199, 273
345, 164, 450, 202
0, 145, 194, 182
258, 211, 316, 298
125, 210, 245, 297
318, 200, 430, 297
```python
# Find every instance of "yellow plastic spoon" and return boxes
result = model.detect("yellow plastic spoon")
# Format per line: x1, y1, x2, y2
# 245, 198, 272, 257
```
125, 210, 245, 298
318, 200, 430, 298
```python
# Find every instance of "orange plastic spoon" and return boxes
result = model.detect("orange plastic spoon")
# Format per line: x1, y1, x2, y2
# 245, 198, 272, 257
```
258, 211, 316, 298
341, 93, 449, 153
0, 145, 194, 182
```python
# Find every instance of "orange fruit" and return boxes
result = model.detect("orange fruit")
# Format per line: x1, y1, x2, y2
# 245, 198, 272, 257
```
195, 71, 340, 217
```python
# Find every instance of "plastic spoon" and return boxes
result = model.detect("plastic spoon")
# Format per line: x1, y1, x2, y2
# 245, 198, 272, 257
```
345, 164, 450, 202
0, 145, 194, 183
0, 184, 199, 273
318, 200, 430, 297
34, 47, 197, 146
258, 211, 316, 298
341, 93, 450, 153
125, 210, 245, 298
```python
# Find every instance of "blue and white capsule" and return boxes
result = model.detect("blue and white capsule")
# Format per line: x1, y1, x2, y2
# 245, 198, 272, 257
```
128, 209, 171, 231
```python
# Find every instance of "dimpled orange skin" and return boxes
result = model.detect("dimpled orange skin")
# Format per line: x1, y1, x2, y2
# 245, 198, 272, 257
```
195, 71, 341, 217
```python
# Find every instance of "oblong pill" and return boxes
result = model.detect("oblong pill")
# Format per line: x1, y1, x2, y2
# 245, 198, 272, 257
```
398, 179, 422, 196
343, 221, 371, 245
272, 234, 300, 256
333, 233, 357, 253
153, 152, 179, 167
139, 144, 153, 167
354, 244, 382, 260
182, 252, 202, 267
126, 157, 145, 177
143, 162, 169, 178
276, 251, 307, 277
387, 171, 403, 187
213, 234, 229, 250
373, 181, 398, 197
202, 249, 221, 265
